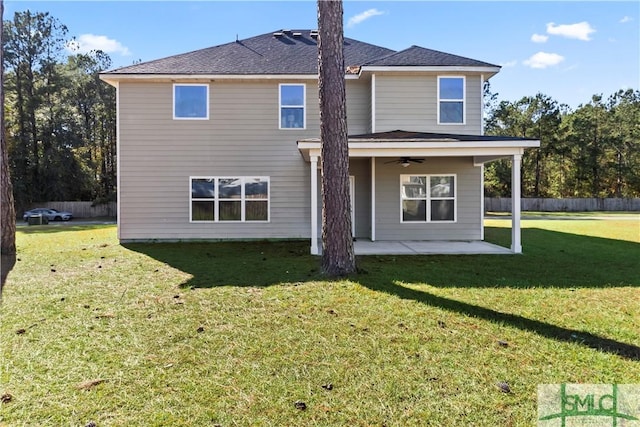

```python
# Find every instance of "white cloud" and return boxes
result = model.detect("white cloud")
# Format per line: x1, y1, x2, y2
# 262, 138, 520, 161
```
620, 16, 633, 23
523, 52, 565, 69
500, 60, 518, 68
66, 34, 131, 55
531, 33, 549, 43
347, 9, 386, 28
546, 21, 596, 41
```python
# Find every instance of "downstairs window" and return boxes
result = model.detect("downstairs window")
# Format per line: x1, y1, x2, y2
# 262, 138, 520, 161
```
401, 174, 456, 222
190, 177, 269, 222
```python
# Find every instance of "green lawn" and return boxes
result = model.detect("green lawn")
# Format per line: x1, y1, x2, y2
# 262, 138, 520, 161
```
486, 211, 640, 219
1, 218, 638, 426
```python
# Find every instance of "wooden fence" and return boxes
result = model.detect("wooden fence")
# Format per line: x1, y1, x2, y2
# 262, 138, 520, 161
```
25, 198, 640, 217
485, 198, 640, 212
27, 202, 117, 218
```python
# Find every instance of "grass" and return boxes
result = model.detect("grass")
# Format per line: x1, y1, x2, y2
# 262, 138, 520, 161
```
486, 210, 640, 218
1, 218, 639, 426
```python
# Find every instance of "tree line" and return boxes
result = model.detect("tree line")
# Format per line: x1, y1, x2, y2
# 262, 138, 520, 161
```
3, 10, 639, 218
484, 87, 640, 198
2, 10, 116, 214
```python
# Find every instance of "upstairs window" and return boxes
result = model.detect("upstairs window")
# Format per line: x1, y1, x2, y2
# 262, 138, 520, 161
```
279, 84, 305, 129
174, 84, 209, 119
438, 77, 465, 124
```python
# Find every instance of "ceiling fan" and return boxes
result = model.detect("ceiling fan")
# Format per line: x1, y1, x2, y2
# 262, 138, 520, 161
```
385, 157, 425, 168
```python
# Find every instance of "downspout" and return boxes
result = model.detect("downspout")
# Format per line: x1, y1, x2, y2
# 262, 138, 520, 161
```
115, 82, 122, 240
371, 74, 376, 133
480, 74, 485, 135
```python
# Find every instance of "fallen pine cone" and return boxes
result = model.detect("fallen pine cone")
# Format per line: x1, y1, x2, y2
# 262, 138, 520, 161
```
77, 379, 105, 391
496, 381, 511, 393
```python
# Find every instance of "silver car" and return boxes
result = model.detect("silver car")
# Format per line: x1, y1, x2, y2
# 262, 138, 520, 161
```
23, 208, 73, 221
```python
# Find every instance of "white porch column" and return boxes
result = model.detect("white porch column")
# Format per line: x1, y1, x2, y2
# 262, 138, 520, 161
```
310, 155, 319, 255
371, 157, 376, 241
511, 154, 522, 253
480, 164, 485, 241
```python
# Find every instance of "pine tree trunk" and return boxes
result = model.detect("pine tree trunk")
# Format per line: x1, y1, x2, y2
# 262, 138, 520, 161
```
317, 0, 356, 276
1, 0, 17, 256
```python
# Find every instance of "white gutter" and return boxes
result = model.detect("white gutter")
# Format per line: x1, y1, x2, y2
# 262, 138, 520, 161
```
99, 73, 366, 86
100, 65, 502, 86
99, 73, 321, 86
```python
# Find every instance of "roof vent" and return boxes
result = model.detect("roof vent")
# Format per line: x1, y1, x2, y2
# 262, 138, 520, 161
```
292, 32, 302, 37
310, 30, 318, 39
273, 32, 283, 37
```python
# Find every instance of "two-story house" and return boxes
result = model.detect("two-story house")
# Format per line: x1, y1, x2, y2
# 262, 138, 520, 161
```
99, 29, 539, 254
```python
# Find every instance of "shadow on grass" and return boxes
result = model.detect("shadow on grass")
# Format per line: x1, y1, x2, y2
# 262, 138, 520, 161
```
124, 240, 321, 288
125, 227, 640, 360
356, 227, 639, 288
356, 279, 640, 361
125, 227, 639, 290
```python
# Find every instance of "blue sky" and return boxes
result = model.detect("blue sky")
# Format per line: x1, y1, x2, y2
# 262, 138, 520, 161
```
4, 1, 639, 109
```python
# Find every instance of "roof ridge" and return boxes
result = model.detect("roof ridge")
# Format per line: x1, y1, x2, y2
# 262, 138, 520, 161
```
363, 44, 500, 68
102, 30, 495, 76
106, 29, 296, 73
406, 45, 500, 67
363, 48, 407, 66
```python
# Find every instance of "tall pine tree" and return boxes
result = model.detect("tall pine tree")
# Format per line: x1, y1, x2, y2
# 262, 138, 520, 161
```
317, 0, 356, 276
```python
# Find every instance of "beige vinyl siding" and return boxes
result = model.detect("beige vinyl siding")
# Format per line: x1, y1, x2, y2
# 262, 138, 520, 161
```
346, 78, 371, 135
116, 75, 486, 243
118, 80, 323, 241
373, 157, 482, 241
349, 158, 372, 238
374, 73, 482, 134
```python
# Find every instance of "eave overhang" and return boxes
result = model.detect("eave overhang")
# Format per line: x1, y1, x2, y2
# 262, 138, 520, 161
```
99, 73, 321, 86
99, 64, 499, 86
297, 133, 539, 163
359, 65, 501, 79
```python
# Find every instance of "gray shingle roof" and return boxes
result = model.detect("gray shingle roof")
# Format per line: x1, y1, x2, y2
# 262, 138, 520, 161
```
363, 45, 499, 68
104, 30, 498, 75
105, 30, 394, 75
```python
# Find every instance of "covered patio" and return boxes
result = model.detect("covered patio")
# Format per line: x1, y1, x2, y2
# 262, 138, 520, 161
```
299, 130, 540, 256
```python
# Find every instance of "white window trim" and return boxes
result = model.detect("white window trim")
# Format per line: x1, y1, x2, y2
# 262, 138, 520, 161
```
400, 174, 457, 223
279, 83, 306, 129
173, 83, 209, 120
189, 176, 270, 223
437, 76, 465, 125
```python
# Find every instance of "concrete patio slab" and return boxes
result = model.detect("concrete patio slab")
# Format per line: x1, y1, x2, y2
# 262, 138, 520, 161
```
353, 240, 512, 255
